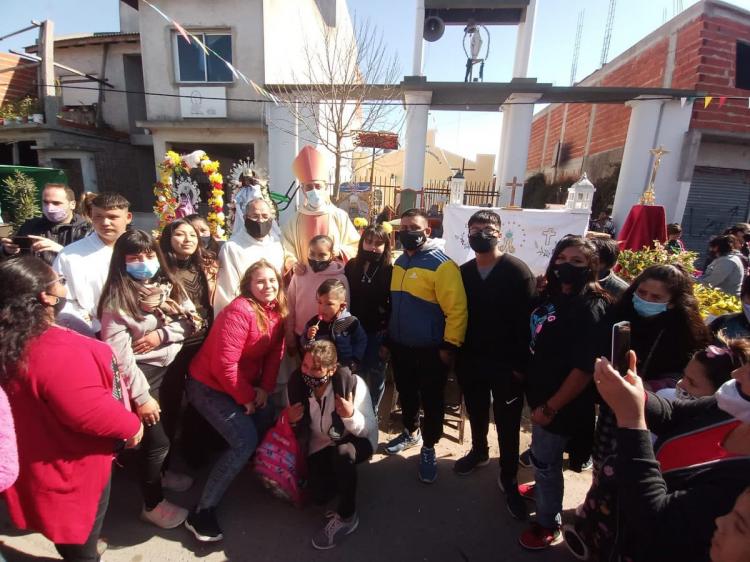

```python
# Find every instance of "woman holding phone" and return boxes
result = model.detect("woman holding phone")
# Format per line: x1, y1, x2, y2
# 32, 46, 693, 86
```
565, 264, 711, 560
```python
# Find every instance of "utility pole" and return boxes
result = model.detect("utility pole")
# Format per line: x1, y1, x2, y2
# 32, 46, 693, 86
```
39, 19, 58, 126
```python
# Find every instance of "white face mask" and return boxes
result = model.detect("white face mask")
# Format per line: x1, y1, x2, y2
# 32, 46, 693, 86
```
305, 189, 324, 210
674, 384, 698, 401
716, 379, 750, 423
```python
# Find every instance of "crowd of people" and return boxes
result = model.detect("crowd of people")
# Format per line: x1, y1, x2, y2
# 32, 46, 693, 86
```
0, 180, 749, 562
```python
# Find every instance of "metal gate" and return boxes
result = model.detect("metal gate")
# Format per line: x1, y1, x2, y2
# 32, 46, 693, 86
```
681, 167, 750, 258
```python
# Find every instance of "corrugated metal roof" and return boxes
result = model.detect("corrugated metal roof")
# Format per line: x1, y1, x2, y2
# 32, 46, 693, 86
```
25, 32, 139, 53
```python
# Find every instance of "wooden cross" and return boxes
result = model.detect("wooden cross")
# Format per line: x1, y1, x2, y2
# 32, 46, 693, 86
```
504, 176, 523, 209
451, 158, 476, 178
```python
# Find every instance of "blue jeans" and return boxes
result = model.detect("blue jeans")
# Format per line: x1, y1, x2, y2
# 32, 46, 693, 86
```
530, 424, 570, 528
361, 331, 386, 411
186, 377, 275, 510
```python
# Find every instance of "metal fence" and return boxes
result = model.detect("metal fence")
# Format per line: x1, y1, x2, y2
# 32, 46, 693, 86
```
338, 176, 499, 219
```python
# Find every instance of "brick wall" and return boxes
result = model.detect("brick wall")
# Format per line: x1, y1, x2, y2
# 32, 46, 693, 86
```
690, 15, 750, 132
526, 4, 750, 180
0, 53, 37, 104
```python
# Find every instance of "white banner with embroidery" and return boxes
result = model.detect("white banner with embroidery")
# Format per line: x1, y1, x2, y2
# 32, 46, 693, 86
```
442, 204, 591, 275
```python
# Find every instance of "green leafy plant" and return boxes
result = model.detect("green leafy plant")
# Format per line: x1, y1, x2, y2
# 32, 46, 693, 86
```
3, 171, 40, 229
616, 241, 697, 281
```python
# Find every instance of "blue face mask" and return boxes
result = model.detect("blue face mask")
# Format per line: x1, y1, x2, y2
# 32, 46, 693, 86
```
125, 258, 161, 281
632, 293, 668, 317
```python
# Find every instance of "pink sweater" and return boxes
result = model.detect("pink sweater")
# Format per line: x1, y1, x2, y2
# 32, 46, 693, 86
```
0, 385, 18, 492
286, 262, 350, 338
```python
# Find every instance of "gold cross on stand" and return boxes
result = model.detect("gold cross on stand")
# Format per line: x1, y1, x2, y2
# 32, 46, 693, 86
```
502, 176, 523, 210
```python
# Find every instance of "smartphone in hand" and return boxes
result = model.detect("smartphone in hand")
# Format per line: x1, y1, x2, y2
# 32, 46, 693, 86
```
611, 321, 631, 377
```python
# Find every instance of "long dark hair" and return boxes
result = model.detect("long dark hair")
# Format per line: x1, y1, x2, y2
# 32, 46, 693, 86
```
352, 224, 392, 270
238, 259, 288, 334
98, 229, 184, 321
159, 218, 213, 275
543, 235, 609, 301
620, 264, 711, 349
0, 257, 57, 382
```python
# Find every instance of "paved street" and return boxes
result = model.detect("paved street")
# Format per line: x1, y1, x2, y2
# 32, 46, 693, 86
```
1, 410, 591, 562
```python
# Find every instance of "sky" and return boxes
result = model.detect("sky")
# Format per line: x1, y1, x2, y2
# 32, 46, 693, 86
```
4, 0, 750, 161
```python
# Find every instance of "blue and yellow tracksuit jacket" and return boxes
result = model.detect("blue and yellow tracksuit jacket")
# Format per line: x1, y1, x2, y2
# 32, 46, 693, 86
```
389, 240, 468, 349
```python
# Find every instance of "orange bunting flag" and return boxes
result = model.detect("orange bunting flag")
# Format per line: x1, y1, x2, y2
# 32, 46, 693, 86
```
172, 20, 191, 44
704, 96, 713, 108
718, 96, 727, 108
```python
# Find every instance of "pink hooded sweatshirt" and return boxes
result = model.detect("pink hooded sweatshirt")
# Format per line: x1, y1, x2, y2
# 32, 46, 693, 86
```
286, 261, 350, 339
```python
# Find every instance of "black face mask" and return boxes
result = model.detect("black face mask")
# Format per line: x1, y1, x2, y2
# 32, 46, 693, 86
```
302, 373, 330, 389
199, 236, 212, 249
552, 262, 591, 290
245, 217, 272, 239
45, 293, 66, 316
468, 232, 498, 254
309, 258, 332, 273
360, 249, 384, 263
399, 229, 427, 251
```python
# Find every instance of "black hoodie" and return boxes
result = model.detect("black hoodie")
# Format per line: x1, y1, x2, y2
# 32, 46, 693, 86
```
9, 213, 92, 265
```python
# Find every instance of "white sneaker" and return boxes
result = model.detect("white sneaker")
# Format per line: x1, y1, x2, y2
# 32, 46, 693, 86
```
161, 470, 193, 492
141, 500, 188, 529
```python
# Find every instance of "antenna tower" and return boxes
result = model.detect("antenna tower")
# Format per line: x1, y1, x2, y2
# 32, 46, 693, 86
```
570, 10, 585, 85
600, 0, 617, 67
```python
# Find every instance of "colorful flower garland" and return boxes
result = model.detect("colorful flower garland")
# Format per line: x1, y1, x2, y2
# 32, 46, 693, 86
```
153, 150, 226, 238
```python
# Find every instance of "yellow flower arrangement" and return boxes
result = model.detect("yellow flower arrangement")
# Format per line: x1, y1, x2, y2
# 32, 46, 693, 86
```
153, 150, 226, 239
694, 284, 742, 319
353, 217, 368, 229
201, 160, 219, 174
380, 221, 393, 234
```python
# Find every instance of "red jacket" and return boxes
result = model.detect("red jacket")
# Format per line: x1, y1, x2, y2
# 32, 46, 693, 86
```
189, 297, 285, 405
3, 326, 140, 544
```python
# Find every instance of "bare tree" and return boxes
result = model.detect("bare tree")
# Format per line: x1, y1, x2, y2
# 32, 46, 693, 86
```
268, 17, 402, 201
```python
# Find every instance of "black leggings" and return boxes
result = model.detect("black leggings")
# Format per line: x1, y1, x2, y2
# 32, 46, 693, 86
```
137, 364, 170, 510
54, 478, 110, 561
307, 436, 373, 519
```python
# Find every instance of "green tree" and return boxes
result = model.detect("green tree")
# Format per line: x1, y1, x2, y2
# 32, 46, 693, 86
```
3, 171, 40, 229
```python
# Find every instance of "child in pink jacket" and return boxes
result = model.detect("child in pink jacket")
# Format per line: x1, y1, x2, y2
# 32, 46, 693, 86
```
286, 235, 350, 358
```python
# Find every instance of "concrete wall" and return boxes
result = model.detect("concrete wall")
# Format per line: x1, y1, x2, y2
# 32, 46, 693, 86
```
54, 42, 140, 132
31, 127, 155, 211
696, 141, 750, 170
262, 0, 354, 84
351, 130, 496, 184
138, 0, 265, 123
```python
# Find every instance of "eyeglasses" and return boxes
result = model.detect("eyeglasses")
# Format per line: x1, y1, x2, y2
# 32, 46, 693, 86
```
468, 227, 499, 236
46, 275, 67, 287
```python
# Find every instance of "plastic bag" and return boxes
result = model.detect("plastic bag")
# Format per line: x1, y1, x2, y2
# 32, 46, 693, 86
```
253, 413, 306, 506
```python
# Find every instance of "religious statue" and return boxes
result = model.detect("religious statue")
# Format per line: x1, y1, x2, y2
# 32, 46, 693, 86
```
174, 176, 200, 219
639, 146, 670, 206
280, 145, 360, 264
